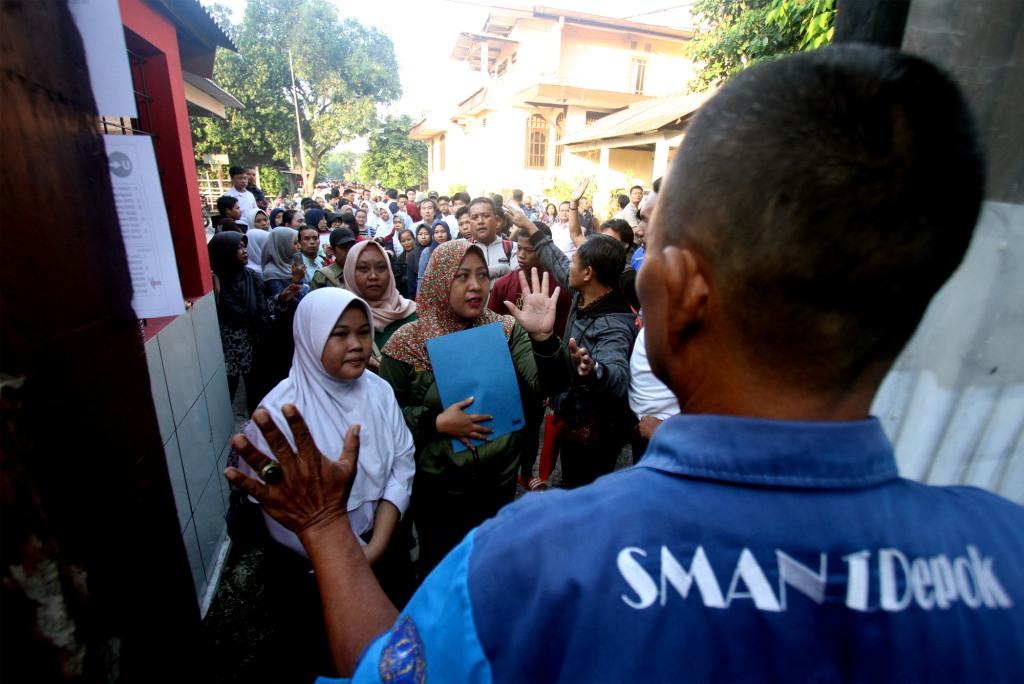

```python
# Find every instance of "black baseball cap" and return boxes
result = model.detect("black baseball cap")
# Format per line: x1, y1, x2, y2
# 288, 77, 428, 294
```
329, 227, 357, 247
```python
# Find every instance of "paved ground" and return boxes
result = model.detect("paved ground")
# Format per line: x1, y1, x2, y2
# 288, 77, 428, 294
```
203, 379, 632, 681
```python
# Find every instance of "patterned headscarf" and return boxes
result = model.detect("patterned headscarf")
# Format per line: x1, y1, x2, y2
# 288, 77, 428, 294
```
383, 240, 514, 370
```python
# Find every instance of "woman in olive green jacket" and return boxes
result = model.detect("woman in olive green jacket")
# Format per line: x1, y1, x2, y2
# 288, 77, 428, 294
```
381, 240, 571, 577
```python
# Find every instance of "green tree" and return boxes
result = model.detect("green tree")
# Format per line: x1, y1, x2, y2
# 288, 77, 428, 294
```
320, 150, 359, 181
358, 115, 427, 189
687, 0, 836, 90
192, 0, 400, 189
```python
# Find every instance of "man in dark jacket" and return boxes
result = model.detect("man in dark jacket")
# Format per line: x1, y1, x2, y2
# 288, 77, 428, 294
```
508, 206, 638, 487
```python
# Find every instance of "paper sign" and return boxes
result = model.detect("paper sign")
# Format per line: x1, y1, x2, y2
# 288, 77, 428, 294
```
68, 0, 137, 118
104, 135, 185, 319
427, 322, 525, 453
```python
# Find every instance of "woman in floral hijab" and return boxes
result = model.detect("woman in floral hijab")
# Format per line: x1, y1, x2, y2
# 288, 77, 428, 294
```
380, 240, 571, 577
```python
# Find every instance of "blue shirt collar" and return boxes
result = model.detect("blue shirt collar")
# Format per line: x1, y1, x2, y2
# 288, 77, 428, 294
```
639, 414, 898, 489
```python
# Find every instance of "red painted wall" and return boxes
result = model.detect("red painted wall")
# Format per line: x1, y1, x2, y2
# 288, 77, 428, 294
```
119, 0, 212, 310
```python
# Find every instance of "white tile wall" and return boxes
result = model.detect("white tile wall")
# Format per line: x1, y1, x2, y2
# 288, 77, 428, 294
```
192, 293, 225, 386
146, 292, 234, 607
207, 370, 234, 456
145, 335, 174, 444
161, 313, 205, 427
183, 521, 206, 599
164, 435, 192, 529
177, 395, 217, 505
195, 470, 228, 576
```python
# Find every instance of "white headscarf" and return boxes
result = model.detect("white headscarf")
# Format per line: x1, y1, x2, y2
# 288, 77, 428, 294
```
242, 288, 415, 556
243, 209, 269, 273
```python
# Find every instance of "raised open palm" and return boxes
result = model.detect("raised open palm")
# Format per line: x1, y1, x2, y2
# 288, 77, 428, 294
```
505, 268, 560, 341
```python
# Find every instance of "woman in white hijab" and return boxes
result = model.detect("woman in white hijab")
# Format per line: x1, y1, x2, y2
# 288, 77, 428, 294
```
241, 287, 415, 574
241, 208, 270, 273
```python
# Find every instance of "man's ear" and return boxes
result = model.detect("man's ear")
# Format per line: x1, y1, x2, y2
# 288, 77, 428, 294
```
662, 246, 709, 350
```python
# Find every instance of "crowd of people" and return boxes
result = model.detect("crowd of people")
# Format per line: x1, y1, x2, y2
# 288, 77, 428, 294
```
208, 160, 671, 677
211, 45, 1022, 684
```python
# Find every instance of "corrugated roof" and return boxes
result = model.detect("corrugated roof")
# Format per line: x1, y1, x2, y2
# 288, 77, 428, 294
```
560, 89, 714, 146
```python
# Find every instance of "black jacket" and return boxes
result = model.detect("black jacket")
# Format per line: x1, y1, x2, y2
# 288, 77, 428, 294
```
530, 232, 638, 438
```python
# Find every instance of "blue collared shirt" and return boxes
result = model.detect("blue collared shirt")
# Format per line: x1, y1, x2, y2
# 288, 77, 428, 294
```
326, 415, 1024, 683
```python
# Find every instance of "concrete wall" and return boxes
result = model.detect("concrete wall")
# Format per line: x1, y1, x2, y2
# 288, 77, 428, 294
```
868, 0, 1024, 501
144, 291, 234, 610
558, 25, 694, 95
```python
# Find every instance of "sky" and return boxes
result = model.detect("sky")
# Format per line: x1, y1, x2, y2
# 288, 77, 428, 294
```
203, 0, 694, 126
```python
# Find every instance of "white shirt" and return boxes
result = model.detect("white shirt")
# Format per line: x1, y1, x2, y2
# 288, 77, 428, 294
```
628, 328, 680, 420
475, 236, 516, 279
225, 187, 258, 222
549, 220, 577, 259
444, 214, 459, 234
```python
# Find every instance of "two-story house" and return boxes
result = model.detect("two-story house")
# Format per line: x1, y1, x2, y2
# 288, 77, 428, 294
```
409, 6, 696, 199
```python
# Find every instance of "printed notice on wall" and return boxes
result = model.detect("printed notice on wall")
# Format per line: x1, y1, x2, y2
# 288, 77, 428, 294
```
104, 135, 185, 319
68, 0, 137, 118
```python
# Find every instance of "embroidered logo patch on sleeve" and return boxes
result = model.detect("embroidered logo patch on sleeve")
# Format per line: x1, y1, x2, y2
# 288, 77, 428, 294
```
378, 615, 427, 684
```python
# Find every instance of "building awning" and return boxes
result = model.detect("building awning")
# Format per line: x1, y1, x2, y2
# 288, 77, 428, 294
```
514, 82, 648, 109
451, 32, 519, 69
482, 6, 693, 41
183, 71, 243, 119
409, 117, 448, 140
560, 89, 714, 146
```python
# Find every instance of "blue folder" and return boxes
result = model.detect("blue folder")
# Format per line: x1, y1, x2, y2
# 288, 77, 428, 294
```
426, 322, 525, 453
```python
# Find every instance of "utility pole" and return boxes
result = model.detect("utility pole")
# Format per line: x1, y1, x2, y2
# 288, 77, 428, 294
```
288, 49, 307, 186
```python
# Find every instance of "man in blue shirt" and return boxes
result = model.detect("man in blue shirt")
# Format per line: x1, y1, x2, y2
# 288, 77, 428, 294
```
225, 45, 1023, 682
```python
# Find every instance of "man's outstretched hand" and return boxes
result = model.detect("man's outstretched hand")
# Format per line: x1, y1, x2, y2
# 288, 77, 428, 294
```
224, 404, 360, 542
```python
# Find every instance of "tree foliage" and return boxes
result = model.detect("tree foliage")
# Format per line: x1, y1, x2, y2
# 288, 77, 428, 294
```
358, 115, 427, 189
320, 150, 359, 181
687, 0, 836, 90
192, 0, 400, 189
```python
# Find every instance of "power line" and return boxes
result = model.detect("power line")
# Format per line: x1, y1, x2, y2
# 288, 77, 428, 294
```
622, 3, 695, 20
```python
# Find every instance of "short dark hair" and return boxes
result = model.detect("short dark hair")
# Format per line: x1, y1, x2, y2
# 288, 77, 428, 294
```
576, 234, 626, 288
661, 44, 984, 387
419, 198, 438, 213
216, 195, 238, 214
438, 195, 451, 203
491, 193, 504, 207
512, 189, 524, 202
229, 165, 247, 177
558, 201, 570, 209
455, 206, 470, 220
617, 194, 629, 209
297, 225, 319, 240
386, 188, 398, 199
629, 185, 644, 194
281, 209, 299, 226
600, 218, 634, 248
469, 197, 496, 214
452, 192, 471, 204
